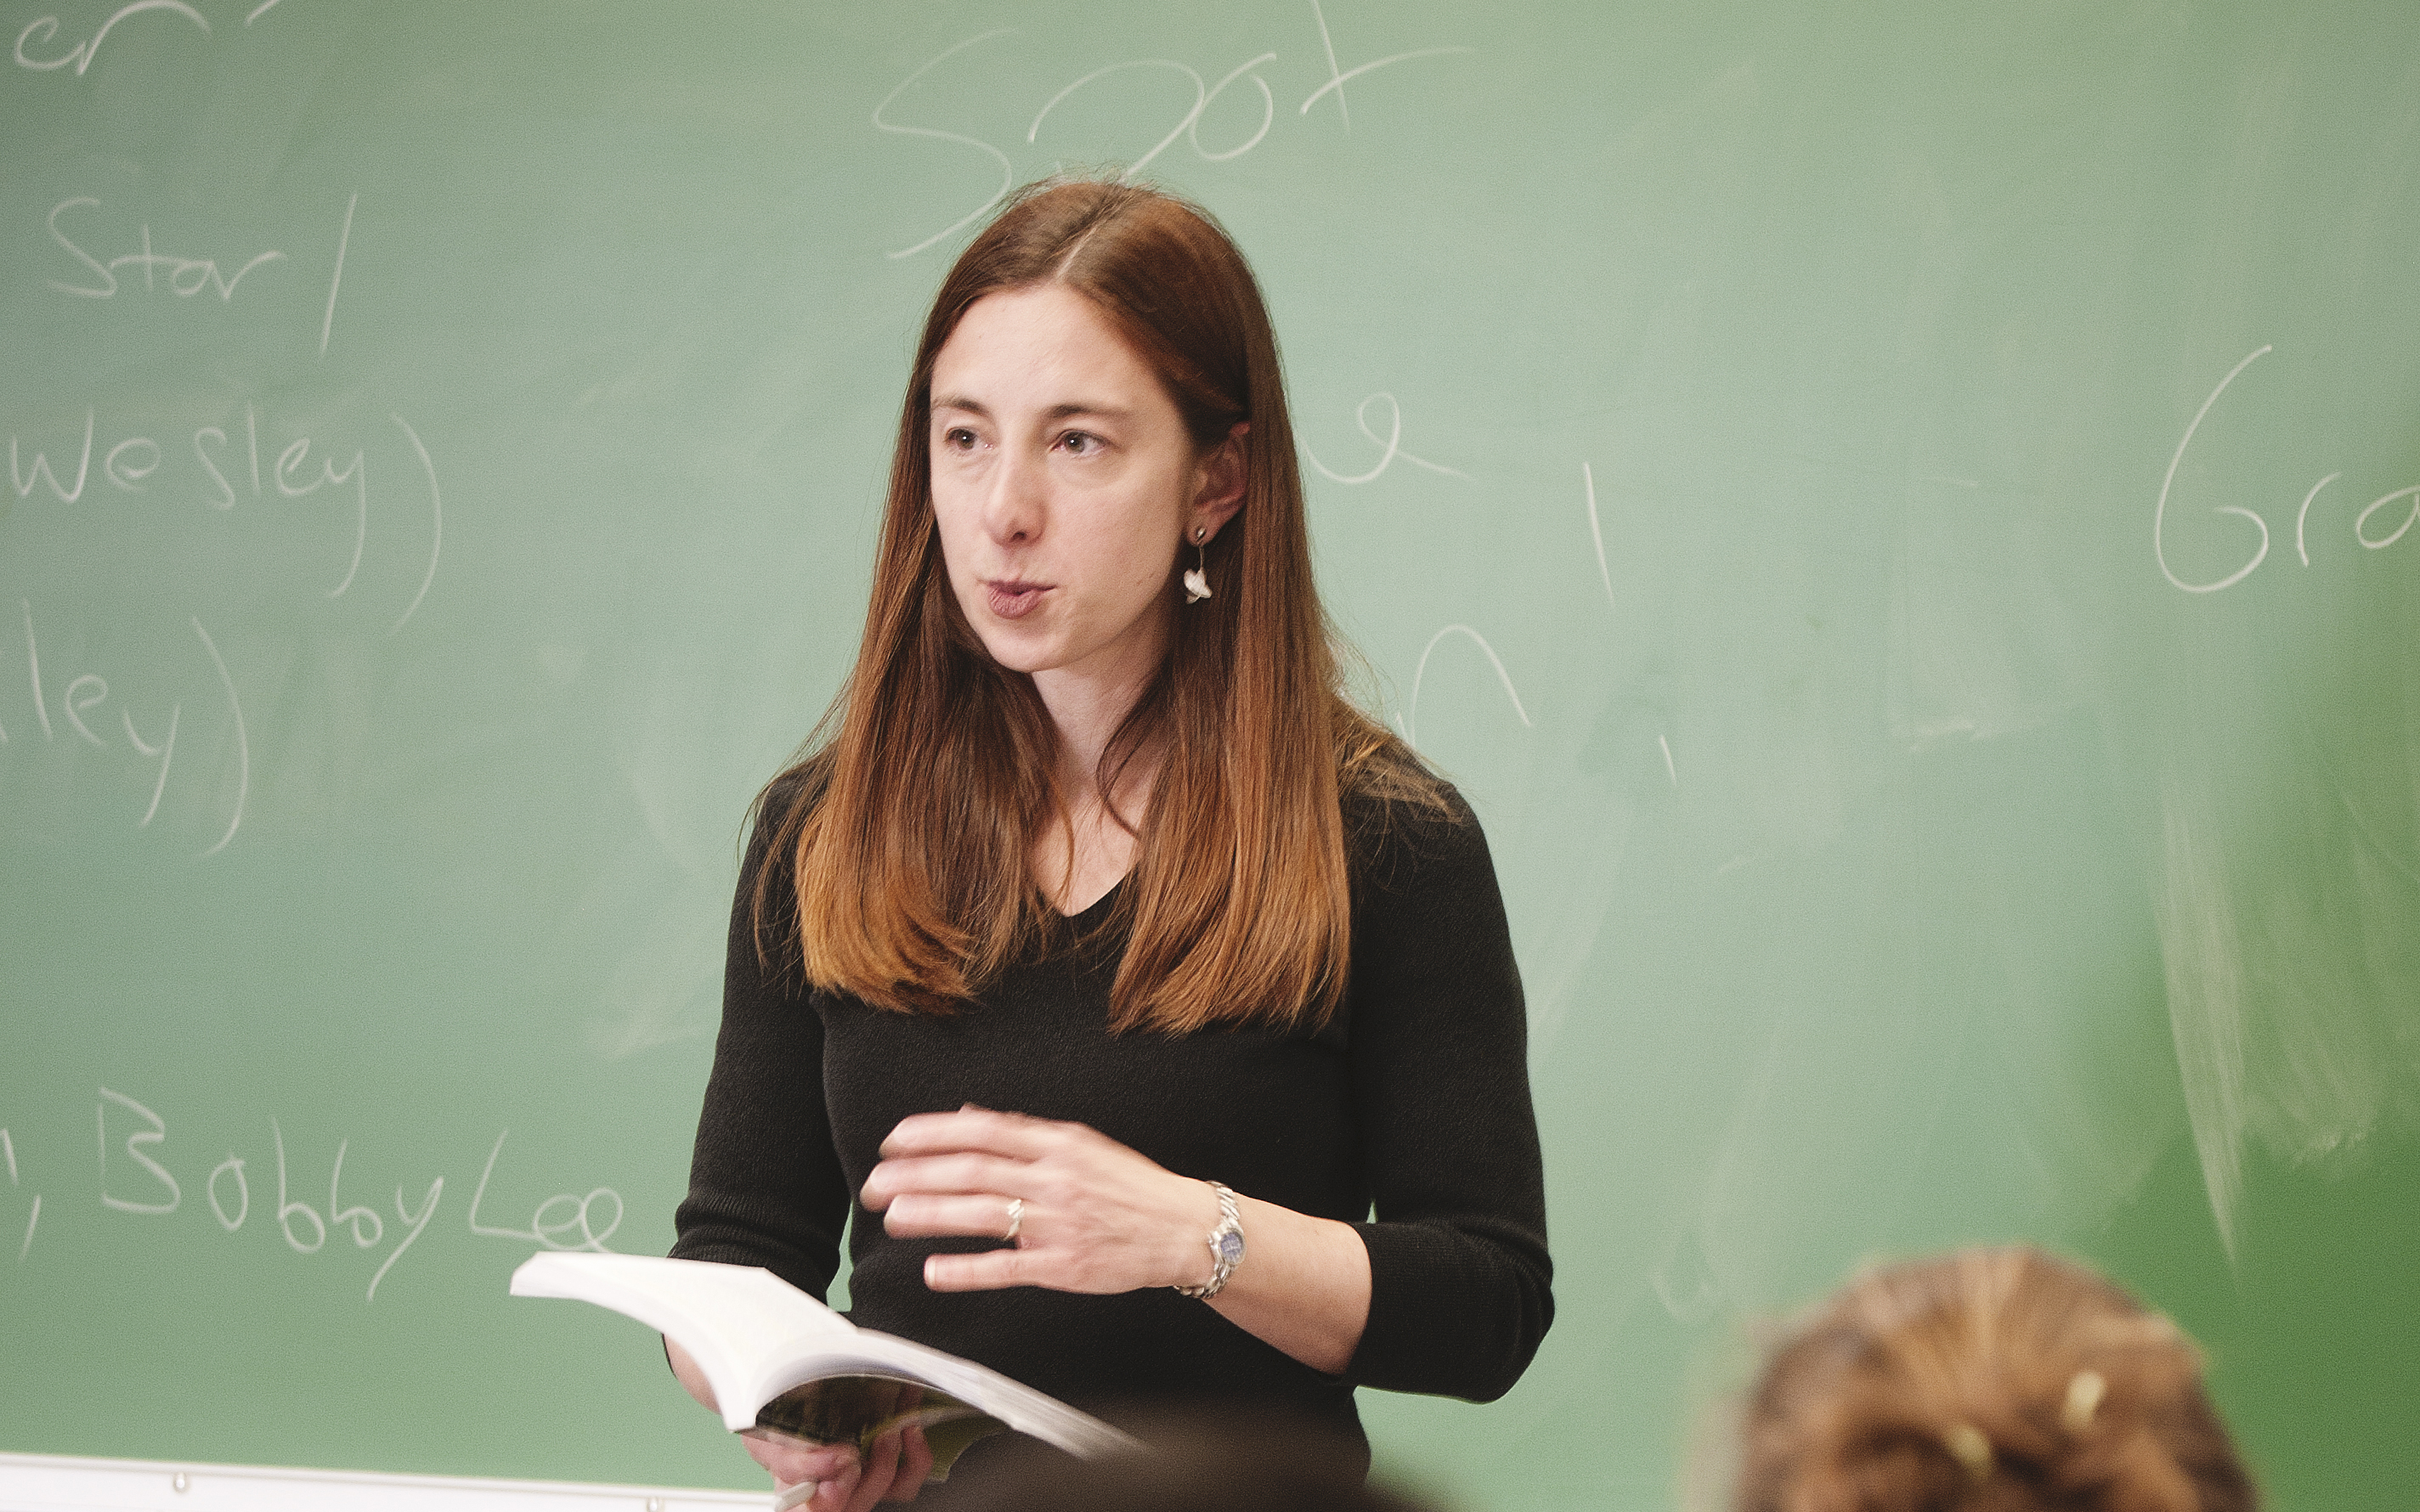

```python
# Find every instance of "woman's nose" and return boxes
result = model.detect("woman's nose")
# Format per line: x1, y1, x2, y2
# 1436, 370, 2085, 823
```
982, 443, 1045, 544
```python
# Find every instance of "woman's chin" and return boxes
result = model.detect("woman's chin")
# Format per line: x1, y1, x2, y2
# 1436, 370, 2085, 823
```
972, 625, 1060, 676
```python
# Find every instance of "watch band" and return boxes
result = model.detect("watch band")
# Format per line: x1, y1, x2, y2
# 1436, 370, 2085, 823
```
1173, 1181, 1244, 1300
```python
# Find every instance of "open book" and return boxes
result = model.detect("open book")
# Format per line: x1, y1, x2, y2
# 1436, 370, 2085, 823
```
511, 1253, 1140, 1478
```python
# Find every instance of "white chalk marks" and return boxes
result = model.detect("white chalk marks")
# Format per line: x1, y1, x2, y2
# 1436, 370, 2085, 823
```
878, 16, 1462, 258
47, 197, 285, 302
62, 1090, 614, 1300
99, 1088, 180, 1216
3, 1127, 37, 1262
1029, 53, 1286, 180
189, 617, 247, 857
2152, 786, 2248, 1259
1032, 60, 1205, 181
468, 1131, 624, 1253
320, 191, 356, 358
2157, 344, 2418, 591
8, 401, 444, 633
1198, 54, 1280, 161
875, 30, 1017, 261
2355, 485, 2420, 551
2296, 471, 2341, 567
16, 0, 291, 74
1303, 393, 1467, 484
1300, 0, 1471, 128
1406, 623, 1531, 748
390, 413, 443, 634
15, 2, 206, 76
2156, 346, 2271, 594
1582, 462, 1614, 610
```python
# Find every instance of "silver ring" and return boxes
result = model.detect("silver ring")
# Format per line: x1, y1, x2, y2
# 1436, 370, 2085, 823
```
1003, 1198, 1023, 1244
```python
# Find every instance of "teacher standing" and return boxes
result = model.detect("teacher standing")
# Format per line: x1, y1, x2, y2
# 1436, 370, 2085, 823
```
669, 178, 1552, 1509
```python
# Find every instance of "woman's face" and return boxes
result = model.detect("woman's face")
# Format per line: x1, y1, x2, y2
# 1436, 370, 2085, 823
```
928, 282, 1234, 691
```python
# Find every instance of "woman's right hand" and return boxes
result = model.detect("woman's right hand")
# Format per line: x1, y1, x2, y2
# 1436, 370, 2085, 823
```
665, 1335, 933, 1509
747, 1423, 932, 1511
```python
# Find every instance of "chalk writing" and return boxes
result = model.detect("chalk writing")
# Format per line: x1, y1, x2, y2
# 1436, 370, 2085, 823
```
42, 192, 361, 358
98, 1089, 179, 1215
321, 192, 355, 356
878, 8, 1465, 258
389, 413, 442, 634
1405, 623, 1531, 748
189, 617, 246, 855
468, 1131, 624, 1253
6, 401, 442, 623
1583, 462, 1614, 610
8, 601, 242, 852
46, 197, 285, 302
874, 30, 1017, 261
15, 2, 207, 76
14, 0, 289, 75
1302, 392, 1467, 484
1300, 0, 1472, 128
3, 1127, 38, 1261
64, 1089, 613, 1300
2157, 345, 2420, 592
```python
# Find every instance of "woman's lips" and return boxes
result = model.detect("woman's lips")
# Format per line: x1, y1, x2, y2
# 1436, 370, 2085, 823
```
985, 580, 1049, 619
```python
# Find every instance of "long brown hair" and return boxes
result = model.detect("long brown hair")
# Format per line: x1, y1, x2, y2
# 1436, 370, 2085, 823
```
1735, 1248, 2258, 1512
757, 178, 1438, 1033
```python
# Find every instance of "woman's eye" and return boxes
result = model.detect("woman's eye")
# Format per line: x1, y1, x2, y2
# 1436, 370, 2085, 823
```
1057, 431, 1100, 456
941, 426, 978, 450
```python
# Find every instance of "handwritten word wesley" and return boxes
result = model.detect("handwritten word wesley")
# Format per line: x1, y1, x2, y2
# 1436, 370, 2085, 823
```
7, 403, 443, 633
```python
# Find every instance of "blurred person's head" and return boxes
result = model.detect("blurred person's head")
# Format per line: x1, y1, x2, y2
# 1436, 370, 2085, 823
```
1735, 1247, 2257, 1512
956, 1411, 1440, 1512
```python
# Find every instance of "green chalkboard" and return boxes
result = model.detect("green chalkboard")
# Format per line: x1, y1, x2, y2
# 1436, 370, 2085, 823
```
4, 2, 2417, 1508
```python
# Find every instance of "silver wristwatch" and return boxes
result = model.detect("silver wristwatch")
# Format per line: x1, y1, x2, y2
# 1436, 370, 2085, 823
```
1173, 1181, 1245, 1300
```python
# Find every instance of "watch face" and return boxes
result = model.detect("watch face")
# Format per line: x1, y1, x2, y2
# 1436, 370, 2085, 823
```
1214, 1228, 1246, 1267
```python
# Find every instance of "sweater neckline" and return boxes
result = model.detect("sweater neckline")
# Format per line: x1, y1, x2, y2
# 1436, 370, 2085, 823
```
1059, 877, 1124, 925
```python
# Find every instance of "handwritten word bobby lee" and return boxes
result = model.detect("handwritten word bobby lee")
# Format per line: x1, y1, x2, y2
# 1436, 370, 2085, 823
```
37, 1090, 626, 1302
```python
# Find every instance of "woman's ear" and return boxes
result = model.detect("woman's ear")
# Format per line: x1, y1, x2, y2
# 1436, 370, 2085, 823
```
1190, 421, 1249, 542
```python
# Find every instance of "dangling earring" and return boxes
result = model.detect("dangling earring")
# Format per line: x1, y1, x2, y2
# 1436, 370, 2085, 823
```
1183, 526, 1213, 603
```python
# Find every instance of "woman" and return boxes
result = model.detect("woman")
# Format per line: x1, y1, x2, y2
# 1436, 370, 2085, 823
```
1733, 1248, 2257, 1512
669, 178, 1552, 1511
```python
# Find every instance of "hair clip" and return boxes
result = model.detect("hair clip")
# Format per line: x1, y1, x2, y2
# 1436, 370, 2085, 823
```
1942, 1422, 1994, 1481
2062, 1369, 2107, 1434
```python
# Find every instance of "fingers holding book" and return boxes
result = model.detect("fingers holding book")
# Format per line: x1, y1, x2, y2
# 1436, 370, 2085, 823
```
751, 1413, 933, 1511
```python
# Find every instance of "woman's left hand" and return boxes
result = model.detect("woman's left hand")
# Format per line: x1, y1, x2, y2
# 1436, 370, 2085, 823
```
862, 1106, 1219, 1294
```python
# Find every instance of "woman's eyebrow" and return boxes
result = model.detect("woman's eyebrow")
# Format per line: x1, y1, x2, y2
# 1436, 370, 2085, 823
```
930, 396, 1134, 423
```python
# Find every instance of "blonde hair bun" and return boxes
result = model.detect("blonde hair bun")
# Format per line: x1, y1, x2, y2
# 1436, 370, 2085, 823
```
1733, 1246, 2257, 1512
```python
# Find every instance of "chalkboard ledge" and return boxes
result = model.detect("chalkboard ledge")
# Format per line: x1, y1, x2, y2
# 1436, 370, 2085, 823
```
0, 1453, 762, 1512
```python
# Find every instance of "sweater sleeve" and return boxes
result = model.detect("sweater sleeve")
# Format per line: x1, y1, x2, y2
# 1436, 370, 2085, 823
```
1341, 791, 1553, 1401
668, 795, 853, 1301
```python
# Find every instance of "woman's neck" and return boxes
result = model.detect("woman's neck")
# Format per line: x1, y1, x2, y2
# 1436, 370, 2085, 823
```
1029, 631, 1167, 915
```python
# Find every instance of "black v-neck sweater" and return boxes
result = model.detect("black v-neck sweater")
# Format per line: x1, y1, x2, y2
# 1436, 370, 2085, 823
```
670, 782, 1552, 1448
